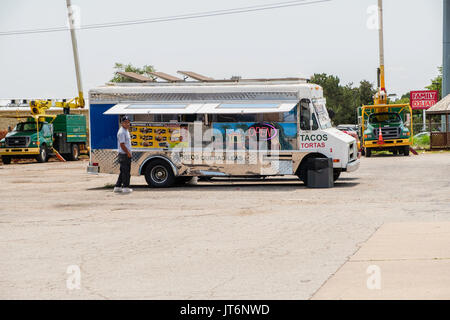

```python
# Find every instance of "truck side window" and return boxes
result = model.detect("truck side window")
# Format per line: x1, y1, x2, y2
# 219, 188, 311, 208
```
43, 124, 51, 137
300, 102, 318, 130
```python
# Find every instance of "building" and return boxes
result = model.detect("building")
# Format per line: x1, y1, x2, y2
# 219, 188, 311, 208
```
426, 94, 450, 149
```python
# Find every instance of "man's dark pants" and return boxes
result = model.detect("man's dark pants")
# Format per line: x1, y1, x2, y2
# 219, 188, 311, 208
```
115, 153, 131, 188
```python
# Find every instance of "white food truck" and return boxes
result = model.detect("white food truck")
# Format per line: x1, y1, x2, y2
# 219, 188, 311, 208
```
87, 78, 359, 187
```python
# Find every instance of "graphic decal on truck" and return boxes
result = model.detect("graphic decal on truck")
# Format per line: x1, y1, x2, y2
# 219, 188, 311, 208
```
130, 123, 188, 149
299, 134, 328, 148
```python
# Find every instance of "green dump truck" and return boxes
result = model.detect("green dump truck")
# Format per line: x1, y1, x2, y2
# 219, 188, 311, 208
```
0, 114, 87, 164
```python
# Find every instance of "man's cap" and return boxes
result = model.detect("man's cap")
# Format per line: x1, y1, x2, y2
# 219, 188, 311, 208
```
121, 115, 130, 122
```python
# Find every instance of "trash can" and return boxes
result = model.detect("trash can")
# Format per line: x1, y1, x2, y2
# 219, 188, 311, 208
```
306, 158, 334, 188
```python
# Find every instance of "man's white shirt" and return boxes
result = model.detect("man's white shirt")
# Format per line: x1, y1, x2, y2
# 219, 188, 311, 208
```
117, 126, 132, 154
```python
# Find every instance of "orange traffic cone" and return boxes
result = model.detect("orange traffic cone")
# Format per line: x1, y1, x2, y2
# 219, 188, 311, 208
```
377, 125, 384, 145
52, 148, 66, 162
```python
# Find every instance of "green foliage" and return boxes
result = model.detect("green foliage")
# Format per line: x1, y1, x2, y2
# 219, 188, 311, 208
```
425, 66, 442, 99
110, 63, 155, 82
392, 92, 410, 104
413, 133, 430, 149
310, 74, 376, 125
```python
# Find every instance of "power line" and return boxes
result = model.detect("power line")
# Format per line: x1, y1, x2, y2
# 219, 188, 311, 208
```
0, 0, 331, 36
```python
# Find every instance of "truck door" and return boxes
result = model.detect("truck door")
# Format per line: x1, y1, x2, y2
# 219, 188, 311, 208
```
299, 100, 319, 131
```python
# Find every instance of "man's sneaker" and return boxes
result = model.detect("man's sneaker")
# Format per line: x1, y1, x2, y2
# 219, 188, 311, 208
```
113, 187, 122, 193
122, 187, 133, 194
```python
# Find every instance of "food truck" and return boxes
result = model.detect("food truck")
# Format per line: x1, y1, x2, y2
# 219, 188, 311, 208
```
87, 78, 360, 187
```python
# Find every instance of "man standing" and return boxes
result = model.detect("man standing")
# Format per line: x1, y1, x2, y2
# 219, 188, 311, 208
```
114, 116, 133, 194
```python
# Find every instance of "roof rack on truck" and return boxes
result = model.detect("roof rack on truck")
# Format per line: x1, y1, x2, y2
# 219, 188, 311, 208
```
111, 70, 309, 86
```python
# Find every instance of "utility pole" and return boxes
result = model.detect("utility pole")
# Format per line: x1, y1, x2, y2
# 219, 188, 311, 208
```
444, 0, 450, 98
374, 0, 387, 105
378, 0, 386, 100
66, 0, 84, 108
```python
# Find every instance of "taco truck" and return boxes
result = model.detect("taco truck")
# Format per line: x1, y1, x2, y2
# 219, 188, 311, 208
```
87, 75, 360, 187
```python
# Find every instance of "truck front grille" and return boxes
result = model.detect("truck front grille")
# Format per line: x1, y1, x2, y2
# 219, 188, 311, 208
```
373, 127, 400, 139
5, 136, 29, 147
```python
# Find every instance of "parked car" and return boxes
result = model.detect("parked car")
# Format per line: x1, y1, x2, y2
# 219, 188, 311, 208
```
337, 126, 361, 157
337, 124, 358, 132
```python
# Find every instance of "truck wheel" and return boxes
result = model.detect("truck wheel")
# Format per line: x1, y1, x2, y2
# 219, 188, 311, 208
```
144, 160, 175, 188
36, 145, 48, 163
1, 156, 11, 165
403, 146, 410, 156
69, 144, 80, 161
333, 169, 341, 181
393, 149, 398, 155
365, 148, 372, 157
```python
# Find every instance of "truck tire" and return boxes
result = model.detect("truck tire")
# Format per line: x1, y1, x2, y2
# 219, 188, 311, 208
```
1, 156, 11, 165
69, 144, 80, 161
144, 160, 175, 188
297, 169, 308, 185
36, 145, 48, 163
365, 148, 372, 157
403, 146, 410, 156
333, 169, 341, 181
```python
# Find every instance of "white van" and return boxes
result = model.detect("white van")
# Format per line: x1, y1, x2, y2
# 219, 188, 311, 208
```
87, 78, 359, 187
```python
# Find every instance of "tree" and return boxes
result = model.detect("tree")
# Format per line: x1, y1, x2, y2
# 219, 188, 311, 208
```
359, 80, 376, 105
425, 66, 442, 99
110, 63, 155, 82
310, 73, 376, 125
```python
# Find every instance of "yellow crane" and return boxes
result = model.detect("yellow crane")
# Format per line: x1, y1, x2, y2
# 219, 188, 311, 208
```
359, 0, 413, 157
0, 0, 87, 164
30, 0, 84, 118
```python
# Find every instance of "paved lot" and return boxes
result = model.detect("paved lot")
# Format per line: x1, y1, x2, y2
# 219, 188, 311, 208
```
312, 222, 450, 299
0, 152, 449, 299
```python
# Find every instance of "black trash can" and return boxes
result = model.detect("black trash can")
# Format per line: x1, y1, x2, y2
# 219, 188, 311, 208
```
306, 158, 334, 188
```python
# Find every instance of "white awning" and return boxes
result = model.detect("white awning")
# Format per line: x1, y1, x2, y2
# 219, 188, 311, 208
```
103, 103, 204, 114
198, 102, 297, 114
103, 101, 298, 115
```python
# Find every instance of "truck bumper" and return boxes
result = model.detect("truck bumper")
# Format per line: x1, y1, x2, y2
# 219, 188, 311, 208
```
364, 138, 411, 148
345, 159, 360, 173
87, 165, 99, 175
0, 147, 40, 156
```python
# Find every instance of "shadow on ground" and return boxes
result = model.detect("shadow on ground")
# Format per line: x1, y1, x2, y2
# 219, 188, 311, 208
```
88, 178, 359, 192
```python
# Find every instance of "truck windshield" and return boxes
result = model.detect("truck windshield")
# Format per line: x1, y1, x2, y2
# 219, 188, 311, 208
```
369, 113, 401, 124
15, 122, 42, 132
312, 99, 332, 129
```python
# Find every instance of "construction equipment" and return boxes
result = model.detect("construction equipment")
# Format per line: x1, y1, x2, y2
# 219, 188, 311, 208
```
0, 0, 87, 164
358, 0, 413, 157
0, 114, 87, 164
30, 0, 84, 115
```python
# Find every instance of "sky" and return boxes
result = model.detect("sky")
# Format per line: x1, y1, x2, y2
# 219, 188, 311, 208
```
0, 0, 443, 100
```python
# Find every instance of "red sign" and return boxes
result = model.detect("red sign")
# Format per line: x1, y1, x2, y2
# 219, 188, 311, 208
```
410, 90, 438, 110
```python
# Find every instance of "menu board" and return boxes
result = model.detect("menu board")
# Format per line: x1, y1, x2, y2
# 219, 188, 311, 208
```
130, 123, 186, 149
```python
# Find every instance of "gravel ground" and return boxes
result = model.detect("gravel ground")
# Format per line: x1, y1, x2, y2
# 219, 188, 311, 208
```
0, 152, 449, 299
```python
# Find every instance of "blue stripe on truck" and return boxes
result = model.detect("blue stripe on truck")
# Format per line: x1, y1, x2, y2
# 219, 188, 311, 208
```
89, 103, 119, 150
